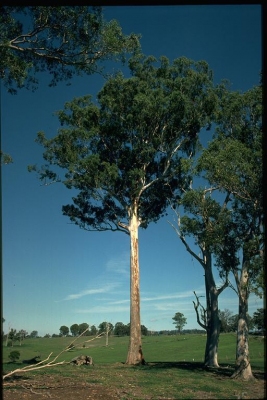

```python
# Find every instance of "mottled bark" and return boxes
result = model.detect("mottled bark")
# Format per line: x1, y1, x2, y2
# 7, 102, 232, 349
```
204, 295, 220, 367
126, 211, 142, 365
203, 252, 220, 368
231, 257, 254, 380
190, 244, 226, 368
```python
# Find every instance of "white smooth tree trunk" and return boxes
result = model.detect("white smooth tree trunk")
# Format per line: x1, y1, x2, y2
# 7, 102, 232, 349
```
126, 211, 142, 365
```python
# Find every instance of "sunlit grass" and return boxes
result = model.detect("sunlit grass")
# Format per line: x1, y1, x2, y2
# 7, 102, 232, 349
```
2, 333, 265, 399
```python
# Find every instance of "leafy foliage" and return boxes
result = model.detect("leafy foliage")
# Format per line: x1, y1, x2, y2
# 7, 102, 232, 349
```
218, 309, 254, 333
0, 6, 140, 93
30, 54, 217, 234
59, 325, 69, 337
252, 308, 264, 331
70, 324, 79, 337
8, 350, 20, 362
78, 323, 89, 335
198, 84, 263, 293
98, 322, 114, 334
172, 312, 187, 333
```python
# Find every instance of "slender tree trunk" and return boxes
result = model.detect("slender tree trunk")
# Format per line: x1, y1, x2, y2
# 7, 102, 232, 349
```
204, 290, 220, 367
126, 211, 142, 365
105, 322, 109, 346
231, 257, 254, 380
204, 252, 220, 368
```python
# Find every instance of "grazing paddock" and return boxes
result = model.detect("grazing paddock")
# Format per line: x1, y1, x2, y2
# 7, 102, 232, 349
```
2, 333, 265, 399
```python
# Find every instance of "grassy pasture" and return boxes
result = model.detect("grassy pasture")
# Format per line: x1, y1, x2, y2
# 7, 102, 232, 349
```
2, 334, 265, 399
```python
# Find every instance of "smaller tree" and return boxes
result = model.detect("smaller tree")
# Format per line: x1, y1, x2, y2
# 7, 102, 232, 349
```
29, 330, 38, 338
8, 350, 20, 363
90, 325, 97, 336
70, 323, 79, 337
252, 308, 264, 332
78, 323, 89, 335
141, 325, 148, 336
114, 322, 127, 336
218, 309, 234, 333
172, 312, 187, 334
98, 322, 113, 334
8, 329, 17, 346
59, 325, 69, 337
16, 330, 28, 345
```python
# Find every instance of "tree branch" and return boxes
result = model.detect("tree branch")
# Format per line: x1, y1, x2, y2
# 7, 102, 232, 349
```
192, 291, 207, 330
3, 327, 90, 380
168, 217, 205, 268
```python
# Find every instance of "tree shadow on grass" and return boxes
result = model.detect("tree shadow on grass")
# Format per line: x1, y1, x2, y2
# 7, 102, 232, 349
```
146, 361, 265, 380
144, 361, 265, 381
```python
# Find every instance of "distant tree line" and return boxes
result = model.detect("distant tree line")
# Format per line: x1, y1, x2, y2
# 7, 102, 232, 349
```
219, 308, 264, 334
56, 321, 149, 337
3, 308, 264, 345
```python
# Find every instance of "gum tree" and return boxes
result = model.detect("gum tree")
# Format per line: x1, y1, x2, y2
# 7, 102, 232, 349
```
170, 186, 231, 367
29, 54, 217, 364
198, 83, 263, 380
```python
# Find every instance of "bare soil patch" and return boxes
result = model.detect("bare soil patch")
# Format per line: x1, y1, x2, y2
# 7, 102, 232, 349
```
3, 374, 121, 399
3, 365, 266, 399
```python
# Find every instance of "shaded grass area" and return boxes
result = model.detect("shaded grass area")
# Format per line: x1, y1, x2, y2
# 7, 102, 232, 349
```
3, 334, 265, 399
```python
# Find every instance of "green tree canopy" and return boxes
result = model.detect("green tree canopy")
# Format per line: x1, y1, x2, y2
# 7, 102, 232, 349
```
114, 322, 128, 336
59, 325, 69, 337
98, 322, 113, 334
252, 308, 264, 332
70, 323, 79, 337
218, 309, 234, 333
90, 325, 97, 336
78, 323, 89, 335
172, 312, 187, 333
0, 6, 140, 94
197, 83, 263, 380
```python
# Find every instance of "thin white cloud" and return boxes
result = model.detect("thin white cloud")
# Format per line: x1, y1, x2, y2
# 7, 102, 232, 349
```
57, 252, 130, 302
153, 302, 197, 312
110, 299, 130, 305
141, 287, 205, 303
60, 282, 119, 301
110, 289, 205, 306
106, 251, 129, 276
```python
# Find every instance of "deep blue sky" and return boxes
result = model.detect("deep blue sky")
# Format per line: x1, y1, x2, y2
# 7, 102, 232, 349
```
2, 5, 263, 338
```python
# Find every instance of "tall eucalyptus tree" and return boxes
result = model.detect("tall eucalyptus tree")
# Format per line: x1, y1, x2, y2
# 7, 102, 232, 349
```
29, 54, 217, 364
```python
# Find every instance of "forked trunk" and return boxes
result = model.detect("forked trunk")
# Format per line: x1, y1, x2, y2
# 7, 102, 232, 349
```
126, 212, 142, 365
231, 258, 254, 380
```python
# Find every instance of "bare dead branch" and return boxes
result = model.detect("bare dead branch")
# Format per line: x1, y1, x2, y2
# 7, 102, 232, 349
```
193, 291, 207, 330
3, 327, 90, 380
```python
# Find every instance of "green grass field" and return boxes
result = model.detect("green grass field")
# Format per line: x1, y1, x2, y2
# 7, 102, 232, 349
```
2, 333, 265, 399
